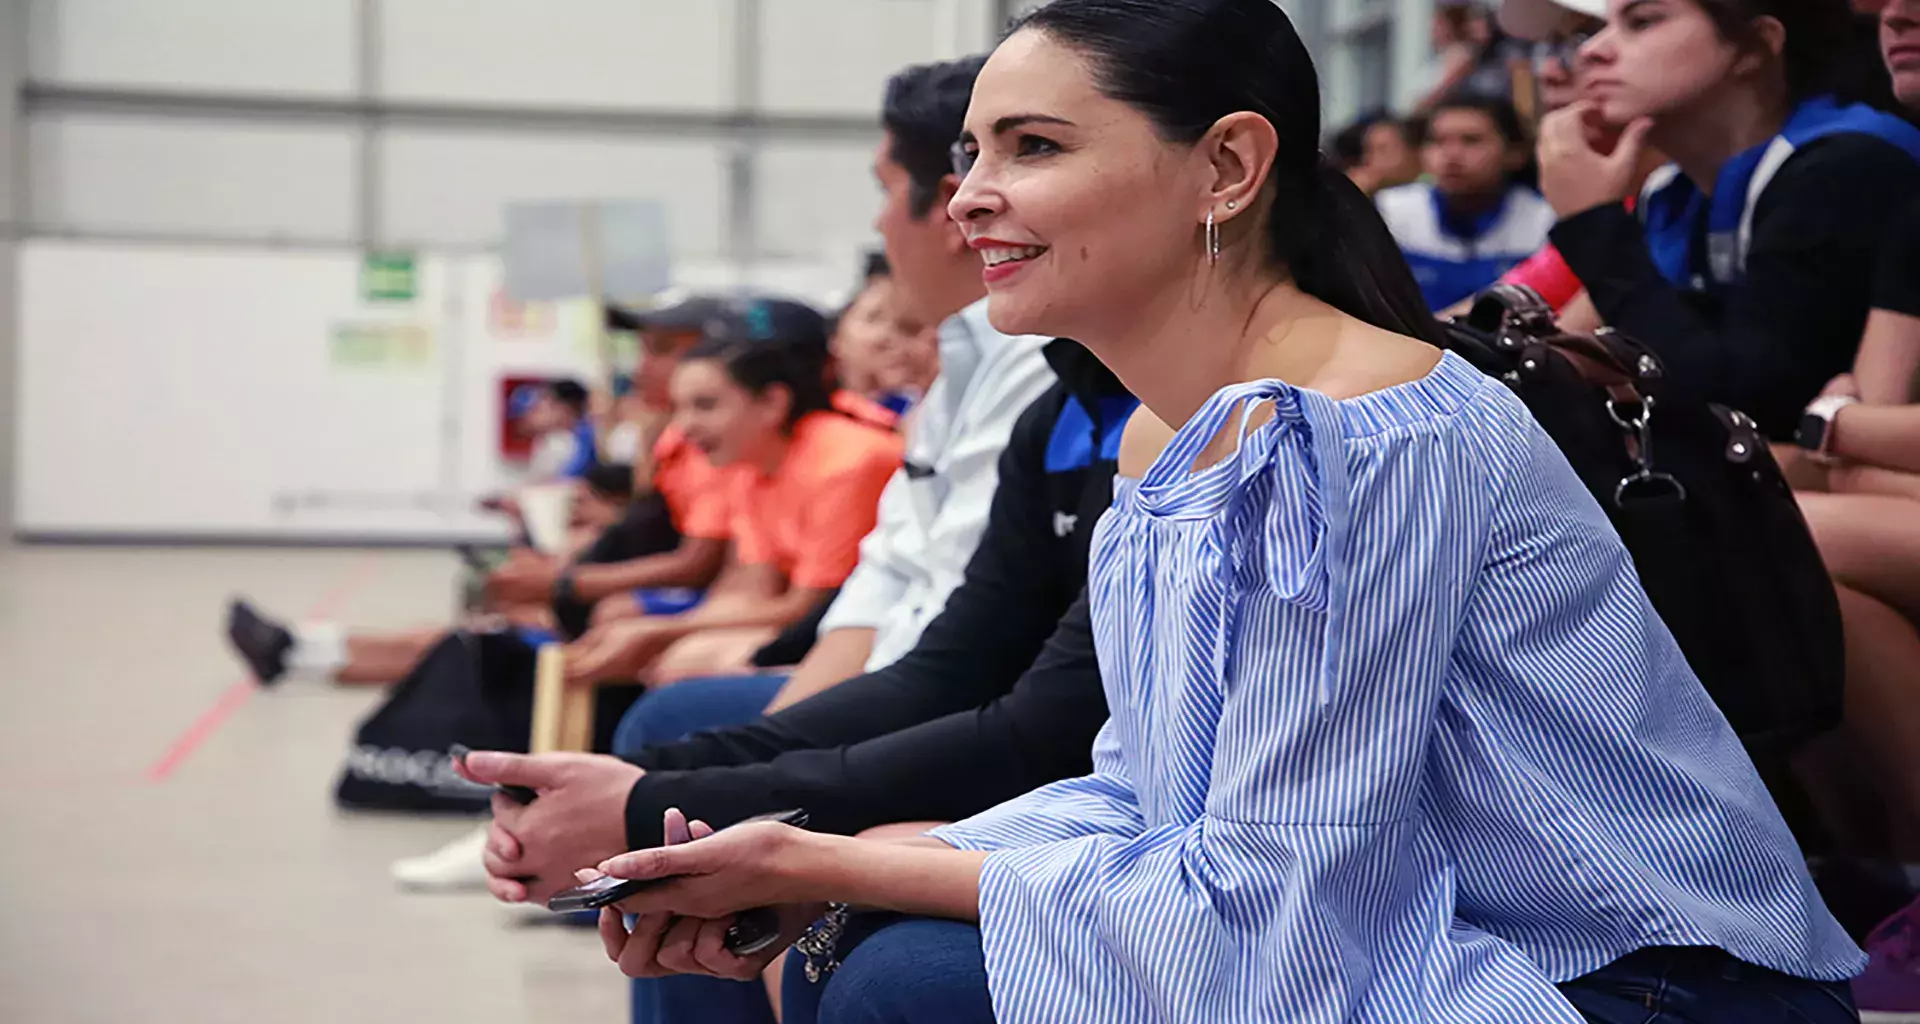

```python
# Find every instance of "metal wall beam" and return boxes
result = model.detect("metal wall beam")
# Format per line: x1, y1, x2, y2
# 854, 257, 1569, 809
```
353, 0, 382, 248
0, 0, 24, 533
725, 0, 764, 275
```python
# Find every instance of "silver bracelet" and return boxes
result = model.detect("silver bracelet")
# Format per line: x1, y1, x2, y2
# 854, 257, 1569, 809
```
794, 903, 854, 983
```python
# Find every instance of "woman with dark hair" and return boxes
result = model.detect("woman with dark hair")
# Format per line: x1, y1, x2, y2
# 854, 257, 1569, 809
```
559, 333, 902, 687
582, 1, 1860, 1021
1538, 0, 1920, 438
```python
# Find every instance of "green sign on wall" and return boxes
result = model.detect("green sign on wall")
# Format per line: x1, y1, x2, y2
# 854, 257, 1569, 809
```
360, 252, 418, 302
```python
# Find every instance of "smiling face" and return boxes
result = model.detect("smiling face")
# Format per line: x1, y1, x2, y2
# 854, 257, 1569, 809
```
947, 29, 1216, 343
832, 277, 936, 394
667, 358, 787, 468
1580, 0, 1747, 125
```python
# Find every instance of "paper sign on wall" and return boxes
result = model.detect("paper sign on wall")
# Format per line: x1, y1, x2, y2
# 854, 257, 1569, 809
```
330, 322, 435, 368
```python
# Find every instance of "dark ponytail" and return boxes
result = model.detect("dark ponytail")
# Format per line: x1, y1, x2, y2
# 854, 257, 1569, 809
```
1292, 159, 1448, 345
1014, 0, 1444, 345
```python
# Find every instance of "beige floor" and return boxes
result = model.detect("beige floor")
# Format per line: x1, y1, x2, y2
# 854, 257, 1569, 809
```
0, 542, 626, 1024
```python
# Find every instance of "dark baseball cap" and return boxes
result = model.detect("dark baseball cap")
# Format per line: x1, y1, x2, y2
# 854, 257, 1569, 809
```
715, 297, 830, 357
604, 294, 827, 357
603, 293, 735, 336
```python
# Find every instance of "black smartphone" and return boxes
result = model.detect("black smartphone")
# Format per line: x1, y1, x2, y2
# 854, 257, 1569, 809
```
448, 744, 537, 805
544, 808, 810, 915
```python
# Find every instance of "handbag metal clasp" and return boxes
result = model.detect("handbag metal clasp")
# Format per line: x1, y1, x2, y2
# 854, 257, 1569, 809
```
1607, 396, 1687, 508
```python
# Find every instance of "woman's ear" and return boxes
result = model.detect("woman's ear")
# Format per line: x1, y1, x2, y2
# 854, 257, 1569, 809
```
759, 382, 795, 427
1201, 112, 1279, 223
1736, 15, 1787, 79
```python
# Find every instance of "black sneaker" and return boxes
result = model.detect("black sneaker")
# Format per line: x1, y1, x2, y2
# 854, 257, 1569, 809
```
226, 598, 295, 686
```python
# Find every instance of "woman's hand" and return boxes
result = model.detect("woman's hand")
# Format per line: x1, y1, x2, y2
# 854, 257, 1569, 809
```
635, 902, 825, 982
587, 809, 831, 980
598, 818, 823, 919
590, 810, 985, 934
1538, 101, 1654, 219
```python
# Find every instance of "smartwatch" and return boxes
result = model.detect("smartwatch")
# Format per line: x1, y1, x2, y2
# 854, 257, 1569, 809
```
552, 568, 582, 608
1796, 394, 1858, 462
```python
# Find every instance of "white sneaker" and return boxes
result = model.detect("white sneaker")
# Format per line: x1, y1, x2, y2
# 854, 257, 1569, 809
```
392, 823, 491, 891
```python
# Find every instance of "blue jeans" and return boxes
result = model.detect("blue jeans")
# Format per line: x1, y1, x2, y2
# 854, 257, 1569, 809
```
782, 917, 984, 1024
613, 673, 788, 1024
609, 673, 786, 759
783, 919, 1860, 1024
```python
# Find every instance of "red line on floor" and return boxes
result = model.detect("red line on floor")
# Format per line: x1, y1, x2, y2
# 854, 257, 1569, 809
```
142, 552, 387, 784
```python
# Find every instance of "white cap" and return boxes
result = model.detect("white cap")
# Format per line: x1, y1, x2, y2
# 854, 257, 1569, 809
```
1498, 0, 1608, 41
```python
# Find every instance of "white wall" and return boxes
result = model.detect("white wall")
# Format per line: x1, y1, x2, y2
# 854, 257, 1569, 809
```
13, 0, 1007, 539
16, 243, 486, 540
20, 0, 1003, 261
30, 114, 361, 242
376, 0, 734, 111
760, 0, 957, 114
27, 0, 356, 96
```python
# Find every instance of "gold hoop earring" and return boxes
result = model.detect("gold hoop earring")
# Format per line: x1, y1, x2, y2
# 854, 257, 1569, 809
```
1206, 208, 1220, 267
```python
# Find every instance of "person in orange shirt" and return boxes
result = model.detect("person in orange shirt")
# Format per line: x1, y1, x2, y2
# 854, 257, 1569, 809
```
561, 331, 903, 686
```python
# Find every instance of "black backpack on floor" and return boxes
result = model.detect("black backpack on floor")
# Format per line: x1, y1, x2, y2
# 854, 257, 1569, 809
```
1444, 286, 1844, 765
333, 630, 640, 813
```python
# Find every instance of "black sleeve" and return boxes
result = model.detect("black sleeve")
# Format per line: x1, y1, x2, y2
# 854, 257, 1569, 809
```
621, 391, 1070, 774
623, 592, 1105, 847
1874, 198, 1920, 319
1552, 136, 1920, 437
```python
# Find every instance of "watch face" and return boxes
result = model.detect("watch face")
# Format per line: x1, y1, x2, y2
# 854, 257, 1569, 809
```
1796, 413, 1828, 452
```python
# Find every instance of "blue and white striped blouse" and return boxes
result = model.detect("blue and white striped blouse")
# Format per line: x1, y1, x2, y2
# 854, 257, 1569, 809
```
929, 351, 1862, 1023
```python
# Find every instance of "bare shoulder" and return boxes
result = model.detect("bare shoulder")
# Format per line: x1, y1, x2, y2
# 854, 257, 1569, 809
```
1118, 406, 1177, 479
1312, 322, 1444, 400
